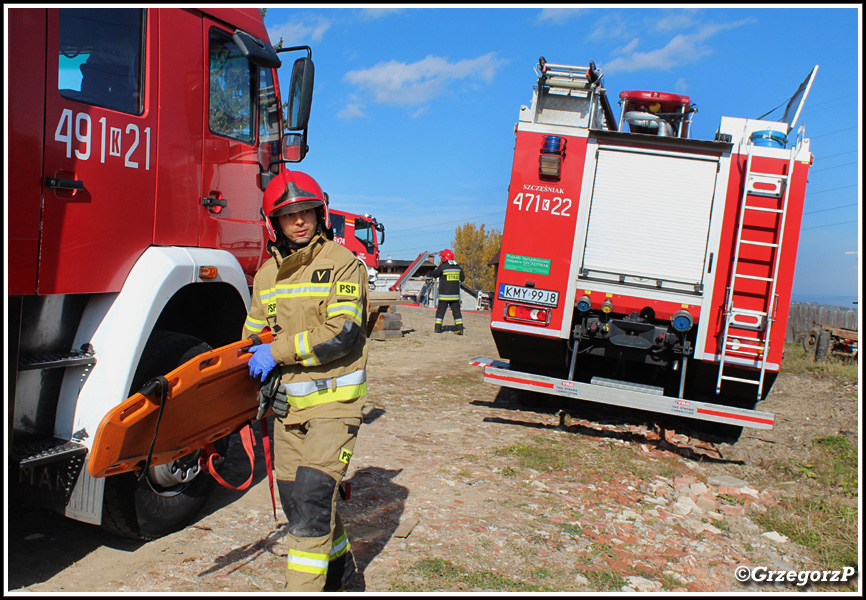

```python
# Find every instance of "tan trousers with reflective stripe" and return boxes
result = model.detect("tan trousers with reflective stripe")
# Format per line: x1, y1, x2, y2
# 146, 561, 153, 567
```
276, 416, 360, 592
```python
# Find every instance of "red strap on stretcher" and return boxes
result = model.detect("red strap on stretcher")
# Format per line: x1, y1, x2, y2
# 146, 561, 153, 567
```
203, 419, 277, 521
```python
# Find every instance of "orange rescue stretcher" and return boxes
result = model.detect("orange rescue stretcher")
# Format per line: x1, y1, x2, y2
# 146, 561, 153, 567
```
88, 332, 273, 479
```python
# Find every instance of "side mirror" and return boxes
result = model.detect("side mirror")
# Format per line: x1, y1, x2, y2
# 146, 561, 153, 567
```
375, 222, 385, 244
287, 57, 314, 131
232, 30, 281, 69
281, 132, 308, 163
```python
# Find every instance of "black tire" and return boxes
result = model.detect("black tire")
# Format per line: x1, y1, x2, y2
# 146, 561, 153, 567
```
803, 328, 820, 355
101, 330, 229, 540
814, 330, 831, 362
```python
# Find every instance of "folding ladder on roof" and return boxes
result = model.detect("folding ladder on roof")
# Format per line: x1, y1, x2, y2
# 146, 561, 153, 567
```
716, 137, 797, 400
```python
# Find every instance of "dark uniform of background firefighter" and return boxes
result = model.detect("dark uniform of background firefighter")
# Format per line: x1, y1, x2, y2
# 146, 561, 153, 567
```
243, 170, 368, 592
431, 249, 465, 334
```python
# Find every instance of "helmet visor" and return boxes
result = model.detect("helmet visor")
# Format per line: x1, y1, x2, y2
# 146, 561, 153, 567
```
270, 199, 323, 217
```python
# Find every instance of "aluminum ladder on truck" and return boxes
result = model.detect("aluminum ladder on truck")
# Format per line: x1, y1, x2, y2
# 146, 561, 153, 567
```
716, 135, 798, 400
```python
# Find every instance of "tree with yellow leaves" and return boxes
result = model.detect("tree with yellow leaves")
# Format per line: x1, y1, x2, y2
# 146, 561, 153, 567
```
451, 223, 502, 291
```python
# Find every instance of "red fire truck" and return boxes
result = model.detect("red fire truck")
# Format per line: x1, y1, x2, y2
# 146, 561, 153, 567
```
8, 7, 314, 539
473, 58, 817, 437
330, 208, 386, 269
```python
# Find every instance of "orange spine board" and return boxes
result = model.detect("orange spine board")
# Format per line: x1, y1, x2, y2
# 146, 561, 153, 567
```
88, 332, 273, 478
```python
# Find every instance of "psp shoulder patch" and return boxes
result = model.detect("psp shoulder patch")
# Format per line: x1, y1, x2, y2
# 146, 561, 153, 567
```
336, 281, 360, 298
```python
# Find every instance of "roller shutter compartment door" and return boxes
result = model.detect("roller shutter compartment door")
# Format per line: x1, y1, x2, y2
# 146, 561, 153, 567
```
581, 148, 719, 288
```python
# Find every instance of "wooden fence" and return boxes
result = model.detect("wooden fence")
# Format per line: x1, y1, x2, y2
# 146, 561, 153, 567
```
785, 302, 859, 342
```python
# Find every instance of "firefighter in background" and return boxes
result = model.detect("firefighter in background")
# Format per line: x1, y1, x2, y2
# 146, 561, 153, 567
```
243, 170, 368, 592
431, 248, 465, 334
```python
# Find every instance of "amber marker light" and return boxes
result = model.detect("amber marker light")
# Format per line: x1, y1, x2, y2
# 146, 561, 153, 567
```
200, 266, 219, 279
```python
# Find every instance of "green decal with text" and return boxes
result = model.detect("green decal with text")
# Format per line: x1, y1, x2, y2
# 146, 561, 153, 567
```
503, 253, 551, 275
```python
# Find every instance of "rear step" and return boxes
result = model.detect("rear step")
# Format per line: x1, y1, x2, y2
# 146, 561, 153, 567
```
470, 358, 774, 430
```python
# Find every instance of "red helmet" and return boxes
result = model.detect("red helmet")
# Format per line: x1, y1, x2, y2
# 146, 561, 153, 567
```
261, 170, 330, 242
441, 249, 454, 261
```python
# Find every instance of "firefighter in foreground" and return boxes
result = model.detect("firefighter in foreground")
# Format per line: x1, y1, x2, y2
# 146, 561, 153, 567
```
243, 170, 368, 592
431, 249, 465, 334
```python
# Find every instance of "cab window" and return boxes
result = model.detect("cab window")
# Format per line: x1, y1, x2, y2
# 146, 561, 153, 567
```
330, 213, 346, 239
57, 8, 145, 114
208, 29, 256, 144
258, 66, 282, 174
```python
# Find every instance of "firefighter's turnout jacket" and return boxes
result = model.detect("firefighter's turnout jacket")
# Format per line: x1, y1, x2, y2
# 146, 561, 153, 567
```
431, 259, 465, 303
242, 233, 369, 424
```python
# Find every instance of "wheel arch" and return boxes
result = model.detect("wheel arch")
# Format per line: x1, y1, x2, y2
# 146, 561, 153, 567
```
55, 246, 251, 452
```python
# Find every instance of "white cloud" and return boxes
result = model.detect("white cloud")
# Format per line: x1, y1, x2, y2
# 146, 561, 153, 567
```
536, 8, 586, 24
614, 38, 640, 56
337, 103, 366, 120
587, 13, 631, 41
675, 78, 689, 94
267, 15, 332, 46
604, 18, 755, 74
360, 8, 405, 21
411, 106, 428, 119
344, 52, 506, 107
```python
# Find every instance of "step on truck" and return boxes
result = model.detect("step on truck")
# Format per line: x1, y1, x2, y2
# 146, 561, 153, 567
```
473, 57, 817, 436
8, 7, 315, 539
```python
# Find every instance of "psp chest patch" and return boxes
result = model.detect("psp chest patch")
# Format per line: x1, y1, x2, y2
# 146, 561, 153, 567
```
336, 281, 360, 297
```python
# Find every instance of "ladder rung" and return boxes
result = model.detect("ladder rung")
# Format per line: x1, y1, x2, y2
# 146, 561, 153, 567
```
740, 239, 779, 248
733, 273, 774, 281
724, 334, 764, 343
725, 345, 764, 353
720, 375, 761, 385
744, 205, 784, 213
730, 308, 768, 316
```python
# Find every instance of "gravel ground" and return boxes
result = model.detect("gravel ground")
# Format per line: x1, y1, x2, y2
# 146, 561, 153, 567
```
6, 304, 860, 594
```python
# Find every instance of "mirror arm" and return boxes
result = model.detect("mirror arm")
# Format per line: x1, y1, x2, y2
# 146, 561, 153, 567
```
276, 45, 312, 59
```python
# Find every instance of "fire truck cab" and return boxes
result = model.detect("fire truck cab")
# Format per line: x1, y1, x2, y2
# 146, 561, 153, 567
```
8, 7, 314, 539
330, 208, 386, 269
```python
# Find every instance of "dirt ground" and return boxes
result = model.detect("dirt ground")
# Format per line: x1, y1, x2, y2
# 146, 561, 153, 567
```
6, 304, 860, 593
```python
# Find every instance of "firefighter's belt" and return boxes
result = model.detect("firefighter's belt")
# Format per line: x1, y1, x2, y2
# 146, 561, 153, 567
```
88, 331, 274, 479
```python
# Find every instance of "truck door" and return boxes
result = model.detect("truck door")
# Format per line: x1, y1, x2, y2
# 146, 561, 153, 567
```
200, 18, 278, 285
41, 8, 157, 294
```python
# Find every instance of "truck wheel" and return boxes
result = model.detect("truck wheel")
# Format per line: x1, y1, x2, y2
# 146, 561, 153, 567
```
101, 330, 229, 540
814, 330, 831, 362
802, 328, 820, 355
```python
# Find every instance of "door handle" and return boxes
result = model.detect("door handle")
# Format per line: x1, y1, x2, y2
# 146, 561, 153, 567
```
45, 176, 84, 190
202, 195, 227, 214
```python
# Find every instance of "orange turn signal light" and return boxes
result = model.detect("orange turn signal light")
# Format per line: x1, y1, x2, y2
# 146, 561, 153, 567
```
200, 266, 219, 279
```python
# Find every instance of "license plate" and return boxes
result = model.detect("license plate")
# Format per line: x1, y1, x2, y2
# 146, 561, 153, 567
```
498, 284, 559, 307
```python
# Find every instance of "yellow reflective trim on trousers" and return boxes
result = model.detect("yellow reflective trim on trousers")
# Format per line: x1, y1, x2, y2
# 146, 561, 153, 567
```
286, 382, 367, 409
330, 532, 350, 559
287, 549, 329, 574
294, 331, 319, 367
244, 315, 267, 332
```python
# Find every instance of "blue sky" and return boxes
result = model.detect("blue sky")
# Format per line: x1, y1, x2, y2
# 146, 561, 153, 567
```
264, 5, 861, 306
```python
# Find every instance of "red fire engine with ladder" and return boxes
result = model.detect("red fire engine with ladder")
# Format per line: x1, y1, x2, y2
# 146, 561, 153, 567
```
472, 57, 818, 436
8, 7, 316, 539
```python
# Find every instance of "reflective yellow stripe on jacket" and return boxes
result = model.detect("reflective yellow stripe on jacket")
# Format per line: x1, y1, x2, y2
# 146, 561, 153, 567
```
259, 282, 332, 303
294, 330, 319, 367
327, 301, 363, 325
280, 370, 367, 408
244, 315, 268, 333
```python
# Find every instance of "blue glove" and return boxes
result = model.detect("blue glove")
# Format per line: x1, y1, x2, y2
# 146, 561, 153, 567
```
248, 343, 277, 382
